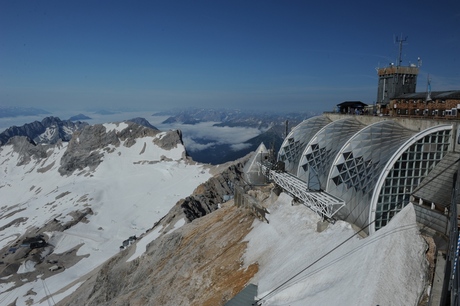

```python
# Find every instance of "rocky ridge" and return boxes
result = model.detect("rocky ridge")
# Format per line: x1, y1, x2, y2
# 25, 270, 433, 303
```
0, 116, 88, 146
180, 163, 245, 222
58, 121, 163, 175
2, 120, 174, 176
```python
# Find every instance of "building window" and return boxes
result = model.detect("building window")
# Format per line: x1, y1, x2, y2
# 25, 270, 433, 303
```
375, 129, 451, 230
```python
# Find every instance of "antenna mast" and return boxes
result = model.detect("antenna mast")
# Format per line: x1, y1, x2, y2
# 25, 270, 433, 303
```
395, 34, 408, 66
426, 74, 432, 102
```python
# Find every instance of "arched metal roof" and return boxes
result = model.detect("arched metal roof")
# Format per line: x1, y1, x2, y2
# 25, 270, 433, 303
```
297, 117, 366, 190
326, 120, 416, 230
368, 124, 452, 233
277, 116, 331, 176
251, 115, 454, 234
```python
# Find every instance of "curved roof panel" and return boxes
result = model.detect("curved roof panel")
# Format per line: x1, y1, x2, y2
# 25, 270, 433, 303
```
297, 118, 366, 190
368, 124, 452, 233
326, 120, 416, 230
277, 116, 331, 176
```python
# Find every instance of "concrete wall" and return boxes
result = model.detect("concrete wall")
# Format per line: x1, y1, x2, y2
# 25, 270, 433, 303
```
324, 113, 460, 152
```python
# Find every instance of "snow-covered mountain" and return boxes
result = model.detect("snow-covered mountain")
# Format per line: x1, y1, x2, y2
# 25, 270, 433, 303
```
0, 121, 213, 305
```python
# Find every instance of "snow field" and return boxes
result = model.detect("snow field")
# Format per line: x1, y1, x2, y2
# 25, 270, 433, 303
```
0, 132, 211, 306
244, 193, 428, 305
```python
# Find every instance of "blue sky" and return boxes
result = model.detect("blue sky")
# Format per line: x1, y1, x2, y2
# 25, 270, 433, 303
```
1, 0, 459, 113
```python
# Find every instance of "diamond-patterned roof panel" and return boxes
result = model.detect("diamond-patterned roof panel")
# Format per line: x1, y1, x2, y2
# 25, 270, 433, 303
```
277, 116, 331, 176
326, 120, 416, 229
297, 118, 366, 189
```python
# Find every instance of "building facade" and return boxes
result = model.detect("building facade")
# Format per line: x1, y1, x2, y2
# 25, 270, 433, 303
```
389, 91, 460, 119
377, 65, 419, 109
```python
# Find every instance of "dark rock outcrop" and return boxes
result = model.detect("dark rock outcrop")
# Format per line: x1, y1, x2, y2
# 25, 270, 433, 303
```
153, 129, 183, 151
180, 162, 246, 222
117, 121, 160, 147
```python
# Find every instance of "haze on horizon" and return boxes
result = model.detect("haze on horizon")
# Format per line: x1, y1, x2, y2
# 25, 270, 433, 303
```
1, 1, 459, 113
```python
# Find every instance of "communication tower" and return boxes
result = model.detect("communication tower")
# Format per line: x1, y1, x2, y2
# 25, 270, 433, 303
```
376, 35, 419, 109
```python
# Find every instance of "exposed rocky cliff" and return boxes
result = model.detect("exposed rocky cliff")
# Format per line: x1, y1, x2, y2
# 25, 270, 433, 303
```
152, 129, 183, 151
6, 136, 52, 166
58, 122, 175, 176
180, 163, 245, 222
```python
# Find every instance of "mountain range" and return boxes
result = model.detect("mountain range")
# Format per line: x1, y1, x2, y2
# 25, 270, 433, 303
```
0, 117, 88, 146
0, 108, 310, 165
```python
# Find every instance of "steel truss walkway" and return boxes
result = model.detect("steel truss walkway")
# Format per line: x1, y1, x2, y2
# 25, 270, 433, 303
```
258, 162, 345, 221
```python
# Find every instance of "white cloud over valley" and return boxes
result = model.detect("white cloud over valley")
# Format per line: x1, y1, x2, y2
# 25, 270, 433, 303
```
152, 120, 263, 151
230, 142, 252, 151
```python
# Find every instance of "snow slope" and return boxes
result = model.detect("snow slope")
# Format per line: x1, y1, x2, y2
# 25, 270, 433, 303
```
0, 125, 211, 305
244, 193, 428, 305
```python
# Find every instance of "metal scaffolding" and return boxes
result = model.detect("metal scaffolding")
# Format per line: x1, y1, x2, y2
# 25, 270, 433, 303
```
258, 162, 345, 221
